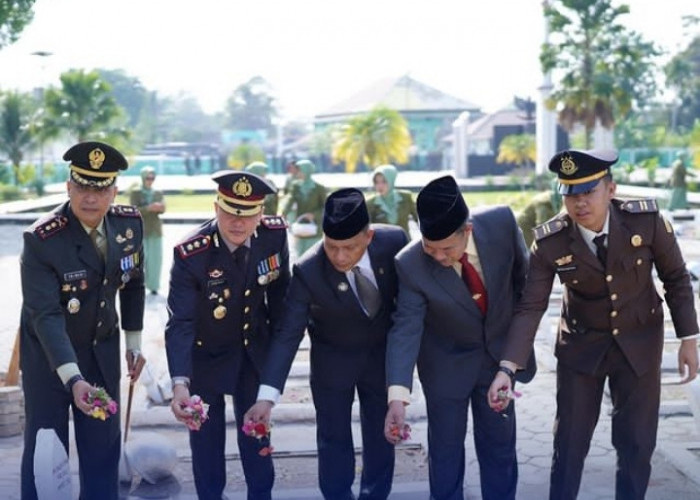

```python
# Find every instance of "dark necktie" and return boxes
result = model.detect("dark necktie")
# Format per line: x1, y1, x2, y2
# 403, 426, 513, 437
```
593, 234, 607, 266
459, 254, 488, 315
234, 245, 248, 273
90, 228, 106, 261
352, 266, 381, 318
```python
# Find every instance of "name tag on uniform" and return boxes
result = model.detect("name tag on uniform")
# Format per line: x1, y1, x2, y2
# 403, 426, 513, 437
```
64, 270, 87, 282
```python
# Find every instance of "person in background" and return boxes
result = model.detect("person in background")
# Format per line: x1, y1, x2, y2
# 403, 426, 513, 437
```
516, 177, 562, 248
281, 159, 327, 258
130, 166, 166, 295
165, 171, 290, 500
245, 161, 279, 216
245, 188, 409, 500
19, 141, 146, 500
384, 175, 533, 500
489, 149, 699, 500
366, 164, 418, 236
667, 151, 694, 211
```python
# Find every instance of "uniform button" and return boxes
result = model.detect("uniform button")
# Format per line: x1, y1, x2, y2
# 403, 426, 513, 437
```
612, 328, 620, 335
93, 339, 97, 346
610, 311, 618, 318
636, 258, 643, 265
244, 306, 250, 314
244, 338, 249, 346
572, 279, 579, 284
97, 321, 102, 327
572, 319, 577, 325
611, 293, 618, 301
244, 289, 251, 297
100, 300, 106, 308
651, 308, 655, 314
196, 340, 203, 346
72, 286, 77, 292
103, 278, 108, 285
606, 275, 613, 282
243, 323, 250, 330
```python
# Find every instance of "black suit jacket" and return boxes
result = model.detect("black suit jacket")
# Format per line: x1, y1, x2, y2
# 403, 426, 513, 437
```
262, 224, 410, 391
165, 216, 290, 394
386, 206, 535, 399
20, 201, 145, 397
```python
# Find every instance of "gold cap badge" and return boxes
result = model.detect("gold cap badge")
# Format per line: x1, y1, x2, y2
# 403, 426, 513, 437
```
232, 177, 253, 197
88, 148, 105, 169
560, 155, 578, 175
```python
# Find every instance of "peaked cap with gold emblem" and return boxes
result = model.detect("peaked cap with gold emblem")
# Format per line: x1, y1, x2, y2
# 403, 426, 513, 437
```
212, 170, 277, 216
549, 149, 618, 195
63, 141, 128, 188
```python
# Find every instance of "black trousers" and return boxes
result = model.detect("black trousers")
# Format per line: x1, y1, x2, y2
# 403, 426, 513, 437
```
190, 353, 274, 500
550, 342, 660, 500
423, 369, 518, 500
311, 377, 394, 500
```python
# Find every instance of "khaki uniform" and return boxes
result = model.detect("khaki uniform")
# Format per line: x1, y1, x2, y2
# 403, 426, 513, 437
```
516, 191, 560, 247
366, 190, 417, 235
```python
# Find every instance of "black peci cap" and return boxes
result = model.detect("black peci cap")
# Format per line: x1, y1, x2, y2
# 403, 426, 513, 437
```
63, 141, 128, 189
212, 170, 276, 216
322, 188, 370, 240
416, 175, 469, 241
549, 149, 618, 195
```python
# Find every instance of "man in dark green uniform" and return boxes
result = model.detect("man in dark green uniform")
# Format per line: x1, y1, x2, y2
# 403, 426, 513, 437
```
20, 141, 146, 500
667, 151, 694, 211
517, 178, 562, 247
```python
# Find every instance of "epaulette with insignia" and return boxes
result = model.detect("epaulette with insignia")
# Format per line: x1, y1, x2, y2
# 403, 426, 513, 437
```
110, 204, 141, 217
177, 235, 211, 259
534, 217, 568, 241
618, 199, 658, 214
260, 215, 288, 229
34, 215, 68, 240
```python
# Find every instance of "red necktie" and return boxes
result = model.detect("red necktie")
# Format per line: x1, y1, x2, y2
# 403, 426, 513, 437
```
459, 254, 488, 315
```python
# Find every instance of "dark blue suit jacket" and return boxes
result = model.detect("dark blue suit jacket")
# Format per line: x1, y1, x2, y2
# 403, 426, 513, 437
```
165, 217, 290, 394
262, 224, 410, 391
386, 206, 535, 399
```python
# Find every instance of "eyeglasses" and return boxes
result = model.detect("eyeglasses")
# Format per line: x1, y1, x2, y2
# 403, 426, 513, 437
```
145, 177, 155, 181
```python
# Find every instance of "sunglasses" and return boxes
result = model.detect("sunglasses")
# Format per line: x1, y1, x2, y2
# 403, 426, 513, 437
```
145, 176, 155, 181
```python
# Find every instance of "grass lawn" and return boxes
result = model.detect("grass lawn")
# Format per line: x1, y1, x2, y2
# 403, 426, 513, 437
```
116, 190, 539, 215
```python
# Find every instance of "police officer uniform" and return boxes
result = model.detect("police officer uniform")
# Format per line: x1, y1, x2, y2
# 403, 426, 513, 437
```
501, 149, 699, 500
19, 142, 145, 500
165, 171, 290, 500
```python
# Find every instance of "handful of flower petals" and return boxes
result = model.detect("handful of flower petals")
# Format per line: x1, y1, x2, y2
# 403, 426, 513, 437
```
389, 423, 412, 442
181, 394, 210, 431
242, 420, 274, 456
81, 386, 118, 421
494, 386, 522, 417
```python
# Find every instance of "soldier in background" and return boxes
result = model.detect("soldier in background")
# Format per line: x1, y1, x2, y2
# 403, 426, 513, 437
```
20, 141, 146, 500
517, 178, 562, 248
667, 151, 694, 211
245, 161, 279, 215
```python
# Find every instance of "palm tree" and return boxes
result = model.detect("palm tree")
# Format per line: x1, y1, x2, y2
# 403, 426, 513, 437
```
0, 91, 35, 185
44, 69, 125, 142
496, 134, 536, 169
541, 0, 659, 148
332, 107, 411, 173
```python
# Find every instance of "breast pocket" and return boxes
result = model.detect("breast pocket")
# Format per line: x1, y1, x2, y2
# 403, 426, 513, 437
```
623, 247, 653, 284
556, 266, 589, 288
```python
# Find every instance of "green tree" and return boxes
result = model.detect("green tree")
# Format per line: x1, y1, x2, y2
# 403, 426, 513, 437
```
228, 143, 265, 170
496, 133, 536, 168
97, 68, 148, 128
43, 69, 126, 143
331, 107, 411, 173
541, 0, 660, 148
224, 76, 277, 134
0, 0, 35, 50
0, 91, 35, 185
665, 16, 700, 133
158, 92, 221, 143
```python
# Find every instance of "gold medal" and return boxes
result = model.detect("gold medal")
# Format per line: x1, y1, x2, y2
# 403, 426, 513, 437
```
631, 234, 642, 247
213, 304, 227, 319
67, 298, 80, 314
258, 274, 269, 285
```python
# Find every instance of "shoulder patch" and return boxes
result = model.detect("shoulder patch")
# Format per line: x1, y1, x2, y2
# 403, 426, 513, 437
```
34, 215, 68, 240
177, 235, 211, 259
260, 215, 288, 230
534, 218, 568, 241
110, 204, 141, 217
618, 199, 658, 214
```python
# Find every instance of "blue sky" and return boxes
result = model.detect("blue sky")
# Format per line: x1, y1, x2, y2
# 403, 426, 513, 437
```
0, 0, 696, 120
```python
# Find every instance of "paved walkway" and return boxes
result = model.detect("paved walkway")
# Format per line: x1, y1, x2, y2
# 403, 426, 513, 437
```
1, 206, 700, 499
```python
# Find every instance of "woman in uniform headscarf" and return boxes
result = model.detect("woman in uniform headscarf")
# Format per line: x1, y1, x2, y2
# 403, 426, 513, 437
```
129, 166, 166, 294
244, 161, 279, 215
281, 159, 327, 258
366, 164, 417, 236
